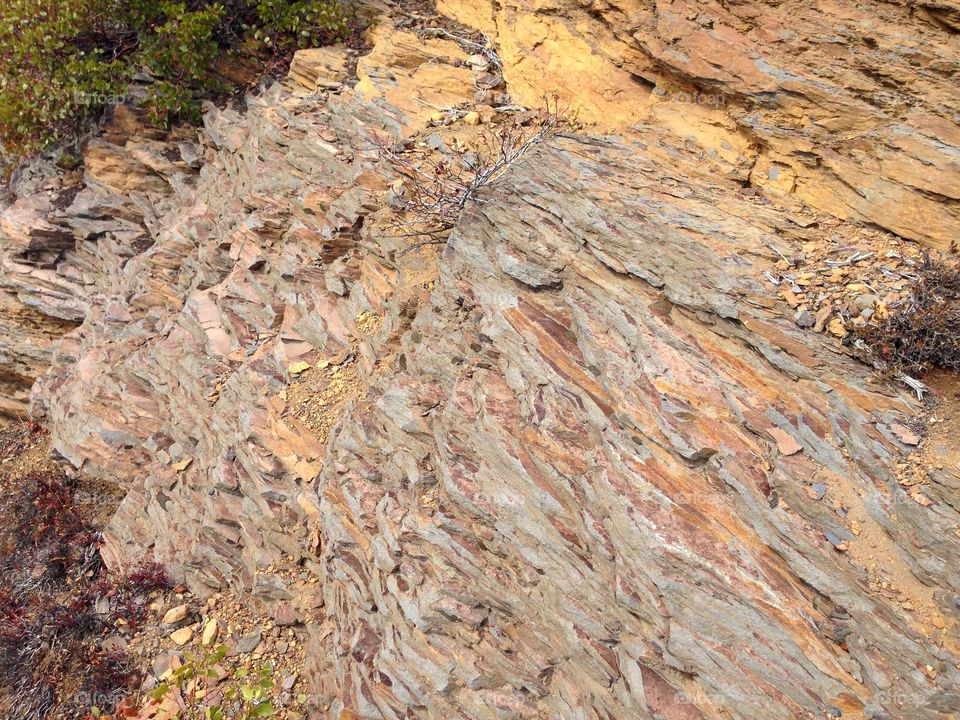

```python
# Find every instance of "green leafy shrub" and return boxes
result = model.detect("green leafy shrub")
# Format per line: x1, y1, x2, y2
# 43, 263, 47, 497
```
249, 0, 355, 52
0, 0, 363, 168
143, 646, 277, 720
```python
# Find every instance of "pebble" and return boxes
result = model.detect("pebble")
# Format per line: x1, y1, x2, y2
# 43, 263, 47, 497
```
852, 293, 880, 312
162, 604, 190, 626
237, 629, 262, 654
827, 317, 847, 337
465, 53, 488, 69
153, 652, 181, 678
463, 111, 482, 126
823, 529, 848, 551
170, 627, 193, 646
795, 310, 815, 328
201, 618, 219, 646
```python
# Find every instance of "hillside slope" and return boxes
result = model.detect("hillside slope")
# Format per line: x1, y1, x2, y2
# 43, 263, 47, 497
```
1, 3, 959, 719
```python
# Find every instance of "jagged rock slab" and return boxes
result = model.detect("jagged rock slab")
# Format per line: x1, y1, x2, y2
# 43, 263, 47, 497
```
307, 129, 960, 719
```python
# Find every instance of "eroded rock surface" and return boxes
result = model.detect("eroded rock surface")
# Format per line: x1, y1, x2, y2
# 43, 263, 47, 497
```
439, 0, 960, 249
1, 7, 959, 720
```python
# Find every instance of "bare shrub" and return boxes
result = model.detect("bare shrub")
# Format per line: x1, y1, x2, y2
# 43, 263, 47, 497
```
375, 107, 566, 255
852, 255, 960, 376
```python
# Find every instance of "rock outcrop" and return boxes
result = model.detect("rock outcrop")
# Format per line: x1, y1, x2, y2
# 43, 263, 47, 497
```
439, 0, 960, 250
2, 4, 960, 720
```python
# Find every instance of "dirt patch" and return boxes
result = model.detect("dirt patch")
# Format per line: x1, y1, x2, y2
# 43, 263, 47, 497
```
285, 359, 362, 445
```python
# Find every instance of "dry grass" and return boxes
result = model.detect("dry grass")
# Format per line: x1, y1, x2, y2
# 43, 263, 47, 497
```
0, 424, 168, 720
375, 107, 565, 255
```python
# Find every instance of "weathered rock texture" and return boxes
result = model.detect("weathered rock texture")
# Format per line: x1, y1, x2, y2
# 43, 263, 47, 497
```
2, 6, 960, 720
439, 0, 960, 250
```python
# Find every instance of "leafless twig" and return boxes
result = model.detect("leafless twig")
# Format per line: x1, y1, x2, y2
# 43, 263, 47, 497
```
375, 112, 561, 255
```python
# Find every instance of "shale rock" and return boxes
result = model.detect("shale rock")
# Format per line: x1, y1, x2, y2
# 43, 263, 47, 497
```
1, 11, 958, 720
439, 0, 960, 249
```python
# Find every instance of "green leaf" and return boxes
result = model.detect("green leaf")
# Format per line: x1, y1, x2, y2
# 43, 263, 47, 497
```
250, 702, 276, 717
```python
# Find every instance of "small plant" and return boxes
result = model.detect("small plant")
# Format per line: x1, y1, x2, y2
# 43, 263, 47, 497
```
0, 428, 164, 719
0, 0, 367, 174
146, 646, 276, 720
126, 560, 174, 593
376, 103, 568, 255
852, 255, 960, 376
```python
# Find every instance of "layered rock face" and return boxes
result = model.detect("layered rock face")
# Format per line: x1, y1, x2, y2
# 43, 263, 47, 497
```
1, 5, 960, 720
439, 0, 960, 250
0, 109, 202, 421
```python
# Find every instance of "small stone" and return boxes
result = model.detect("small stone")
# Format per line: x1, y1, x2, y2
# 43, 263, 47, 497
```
769, 428, 803, 456
813, 304, 833, 332
153, 652, 181, 678
475, 72, 502, 89
282, 674, 298, 690
94, 596, 111, 616
852, 293, 880, 312
288, 361, 311, 375
823, 529, 848, 551
201, 618, 219, 646
463, 111, 482, 126
806, 483, 827, 501
273, 602, 300, 626
170, 627, 193, 646
162, 605, 190, 626
781, 289, 802, 308
890, 423, 921, 446
795, 310, 815, 328
827, 317, 847, 337
465, 54, 488, 69
237, 630, 262, 654
911, 492, 932, 507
